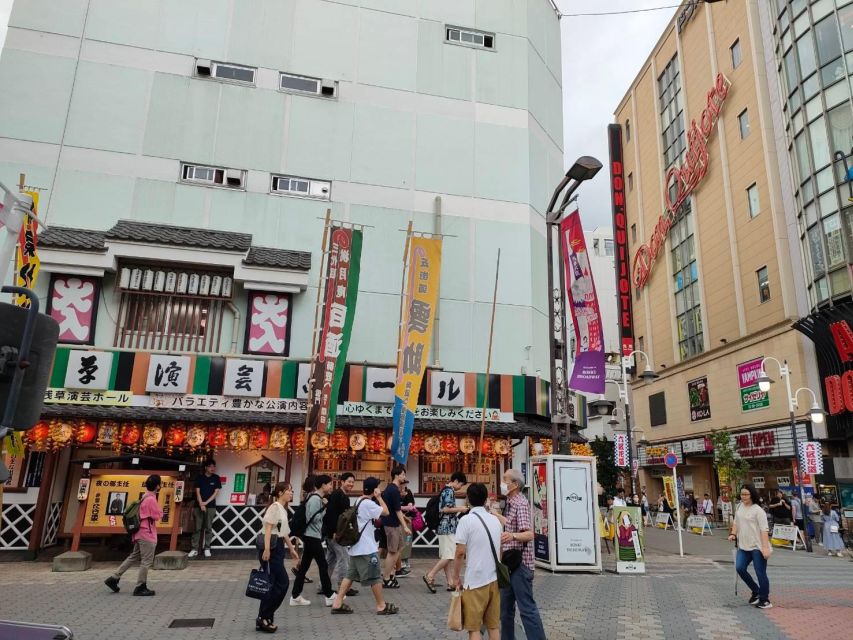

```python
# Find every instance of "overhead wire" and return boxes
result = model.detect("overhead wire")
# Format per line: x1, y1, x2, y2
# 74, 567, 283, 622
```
557, 1, 700, 18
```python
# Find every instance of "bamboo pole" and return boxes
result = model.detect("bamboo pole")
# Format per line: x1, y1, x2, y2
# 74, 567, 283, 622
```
302, 209, 332, 480
477, 249, 501, 470
396, 220, 414, 367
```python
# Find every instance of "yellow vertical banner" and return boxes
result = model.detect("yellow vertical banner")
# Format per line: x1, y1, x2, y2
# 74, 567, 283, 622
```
663, 475, 677, 509
390, 236, 442, 464
15, 191, 40, 307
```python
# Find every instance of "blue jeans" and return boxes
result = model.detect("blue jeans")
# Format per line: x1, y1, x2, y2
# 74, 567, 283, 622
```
735, 548, 769, 601
257, 540, 289, 623
500, 565, 546, 640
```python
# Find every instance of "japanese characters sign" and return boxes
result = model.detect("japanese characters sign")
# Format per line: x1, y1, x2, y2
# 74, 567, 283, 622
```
638, 442, 683, 466
14, 191, 40, 308
151, 394, 307, 414
307, 227, 363, 434
561, 211, 605, 394
297, 362, 311, 399
223, 358, 264, 397
430, 371, 465, 407
365, 367, 396, 404
798, 441, 823, 475
738, 357, 770, 411
687, 376, 711, 421
83, 473, 175, 531
49, 275, 99, 344
614, 433, 629, 467
392, 237, 442, 464
64, 350, 113, 390
608, 124, 634, 356
44, 388, 132, 406
342, 401, 511, 423
246, 292, 290, 356
731, 424, 807, 459
145, 355, 191, 394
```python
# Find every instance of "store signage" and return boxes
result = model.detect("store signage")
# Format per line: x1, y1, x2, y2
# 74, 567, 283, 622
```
49, 275, 99, 344
344, 401, 511, 423
738, 357, 770, 411
145, 355, 191, 394
83, 474, 175, 532
687, 376, 711, 421
681, 437, 712, 454
64, 350, 113, 391
365, 367, 397, 404
798, 441, 824, 475
151, 394, 307, 413
430, 371, 465, 407
752, 476, 765, 488
731, 424, 807, 459
632, 73, 732, 289
246, 292, 290, 356
638, 442, 683, 466
607, 124, 634, 355
44, 388, 131, 406
230, 493, 247, 505
614, 433, 629, 467
223, 358, 264, 398
823, 319, 853, 415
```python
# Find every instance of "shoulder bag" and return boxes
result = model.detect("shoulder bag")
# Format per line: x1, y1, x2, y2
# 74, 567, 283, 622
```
472, 512, 511, 589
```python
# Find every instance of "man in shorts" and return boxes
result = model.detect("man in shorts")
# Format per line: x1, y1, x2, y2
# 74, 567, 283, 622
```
452, 483, 501, 640
330, 477, 398, 616
423, 471, 468, 593
381, 465, 411, 589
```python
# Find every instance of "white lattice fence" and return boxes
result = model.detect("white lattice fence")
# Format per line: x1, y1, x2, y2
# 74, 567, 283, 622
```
0, 503, 36, 550
42, 503, 63, 548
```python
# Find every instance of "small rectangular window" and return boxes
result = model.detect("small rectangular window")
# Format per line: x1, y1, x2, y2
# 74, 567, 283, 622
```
738, 109, 751, 139
757, 266, 770, 303
445, 25, 495, 50
627, 172, 634, 191
604, 239, 615, 256
181, 163, 243, 189
747, 183, 761, 218
731, 39, 742, 69
280, 72, 337, 98
210, 62, 256, 85
271, 174, 331, 200
625, 120, 631, 142
631, 224, 637, 242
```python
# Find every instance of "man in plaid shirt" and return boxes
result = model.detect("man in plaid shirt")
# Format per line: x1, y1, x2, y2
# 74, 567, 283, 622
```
491, 468, 546, 640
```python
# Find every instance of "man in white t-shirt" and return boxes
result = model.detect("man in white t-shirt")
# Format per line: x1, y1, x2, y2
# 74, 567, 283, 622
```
613, 488, 627, 507
701, 494, 714, 521
330, 477, 398, 616
452, 483, 502, 640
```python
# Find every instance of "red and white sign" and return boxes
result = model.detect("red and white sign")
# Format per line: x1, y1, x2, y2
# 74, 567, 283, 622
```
798, 441, 823, 475
607, 124, 634, 355
823, 320, 853, 415
731, 424, 807, 459
614, 433, 629, 467
632, 73, 731, 289
230, 492, 247, 505
246, 292, 290, 356
49, 275, 99, 344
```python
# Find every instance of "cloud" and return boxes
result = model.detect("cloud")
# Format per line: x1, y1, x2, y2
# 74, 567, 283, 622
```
558, 0, 677, 229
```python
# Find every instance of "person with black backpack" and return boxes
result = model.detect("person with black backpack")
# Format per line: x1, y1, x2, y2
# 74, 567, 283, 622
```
289, 475, 338, 607
104, 475, 163, 597
423, 471, 467, 594
322, 473, 357, 596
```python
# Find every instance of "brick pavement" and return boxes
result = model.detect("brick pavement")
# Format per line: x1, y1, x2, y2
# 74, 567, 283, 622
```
0, 533, 850, 640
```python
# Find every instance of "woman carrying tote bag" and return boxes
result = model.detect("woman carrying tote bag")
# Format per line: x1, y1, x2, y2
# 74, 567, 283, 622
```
256, 483, 301, 633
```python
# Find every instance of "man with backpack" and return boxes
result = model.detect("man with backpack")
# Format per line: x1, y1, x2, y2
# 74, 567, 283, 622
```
104, 475, 163, 596
329, 477, 398, 615
322, 472, 357, 596
423, 471, 468, 593
290, 474, 338, 607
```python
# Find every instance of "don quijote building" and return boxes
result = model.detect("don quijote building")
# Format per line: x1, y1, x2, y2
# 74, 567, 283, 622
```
609, 0, 853, 509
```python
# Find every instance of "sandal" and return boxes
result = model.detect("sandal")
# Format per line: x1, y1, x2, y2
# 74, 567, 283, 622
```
383, 577, 400, 589
422, 575, 437, 594
377, 602, 399, 615
331, 603, 354, 614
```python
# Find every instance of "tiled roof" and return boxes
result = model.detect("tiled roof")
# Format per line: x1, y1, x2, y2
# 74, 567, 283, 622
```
106, 220, 252, 252
39, 227, 107, 252
244, 246, 312, 271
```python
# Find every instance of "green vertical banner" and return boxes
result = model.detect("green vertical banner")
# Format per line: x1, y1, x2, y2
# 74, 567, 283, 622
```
307, 227, 363, 434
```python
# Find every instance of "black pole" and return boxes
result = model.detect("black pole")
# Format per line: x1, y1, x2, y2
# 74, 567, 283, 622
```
546, 219, 560, 448
789, 407, 812, 552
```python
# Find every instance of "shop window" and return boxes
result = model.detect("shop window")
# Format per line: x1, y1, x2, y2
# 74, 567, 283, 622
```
757, 266, 771, 303
672, 210, 703, 360
649, 392, 667, 427
658, 54, 686, 169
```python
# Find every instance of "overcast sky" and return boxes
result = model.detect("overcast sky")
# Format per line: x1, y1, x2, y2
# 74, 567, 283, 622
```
0, 0, 10, 50
559, 0, 677, 229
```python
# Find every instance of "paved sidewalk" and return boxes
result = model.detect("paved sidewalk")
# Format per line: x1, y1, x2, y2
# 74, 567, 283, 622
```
0, 531, 849, 639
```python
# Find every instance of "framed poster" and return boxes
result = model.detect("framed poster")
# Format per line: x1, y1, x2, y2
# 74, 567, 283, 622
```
531, 461, 549, 562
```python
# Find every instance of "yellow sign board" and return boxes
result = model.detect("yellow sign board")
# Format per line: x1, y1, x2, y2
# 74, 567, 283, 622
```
84, 474, 176, 531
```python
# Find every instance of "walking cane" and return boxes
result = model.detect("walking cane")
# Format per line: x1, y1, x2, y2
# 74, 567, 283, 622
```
732, 536, 738, 596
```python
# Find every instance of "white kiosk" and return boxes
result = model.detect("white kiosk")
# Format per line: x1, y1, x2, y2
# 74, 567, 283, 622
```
529, 455, 602, 573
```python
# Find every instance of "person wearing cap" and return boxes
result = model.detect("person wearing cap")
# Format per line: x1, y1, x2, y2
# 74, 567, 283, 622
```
330, 477, 399, 616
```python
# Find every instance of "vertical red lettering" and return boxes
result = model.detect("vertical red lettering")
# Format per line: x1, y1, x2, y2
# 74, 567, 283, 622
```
825, 375, 844, 415
830, 320, 853, 362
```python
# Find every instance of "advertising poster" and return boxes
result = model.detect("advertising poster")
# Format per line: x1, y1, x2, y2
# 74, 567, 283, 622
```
738, 357, 770, 411
687, 376, 711, 421
82, 474, 175, 532
560, 211, 605, 394
663, 475, 677, 509
554, 460, 598, 566
613, 506, 645, 573
531, 461, 549, 562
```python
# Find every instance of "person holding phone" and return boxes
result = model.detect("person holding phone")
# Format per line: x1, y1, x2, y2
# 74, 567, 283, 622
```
729, 484, 772, 609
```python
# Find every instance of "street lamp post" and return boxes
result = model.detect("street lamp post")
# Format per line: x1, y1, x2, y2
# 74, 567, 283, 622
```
757, 357, 825, 553
545, 157, 602, 452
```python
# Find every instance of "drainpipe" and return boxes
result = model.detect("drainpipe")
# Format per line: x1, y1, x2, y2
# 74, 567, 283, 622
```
433, 196, 442, 367
226, 301, 240, 354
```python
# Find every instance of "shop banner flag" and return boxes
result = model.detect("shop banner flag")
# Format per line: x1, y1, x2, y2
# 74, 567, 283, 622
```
14, 191, 40, 307
798, 441, 823, 475
560, 211, 605, 394
391, 237, 442, 464
307, 227, 363, 434
614, 433, 629, 467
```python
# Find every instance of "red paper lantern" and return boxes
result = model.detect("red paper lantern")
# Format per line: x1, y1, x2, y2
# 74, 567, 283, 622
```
291, 430, 306, 451
28, 422, 49, 444
442, 435, 459, 455
251, 428, 269, 449
330, 431, 348, 451
120, 423, 141, 446
409, 433, 423, 455
208, 426, 228, 448
165, 425, 186, 447
368, 431, 384, 453
76, 422, 97, 444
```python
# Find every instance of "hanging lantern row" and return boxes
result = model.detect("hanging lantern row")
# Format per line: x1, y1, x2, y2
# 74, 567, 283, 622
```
526, 439, 592, 457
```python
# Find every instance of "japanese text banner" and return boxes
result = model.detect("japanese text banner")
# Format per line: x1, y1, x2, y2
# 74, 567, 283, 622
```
15, 191, 40, 307
560, 211, 605, 394
391, 237, 442, 464
307, 227, 363, 434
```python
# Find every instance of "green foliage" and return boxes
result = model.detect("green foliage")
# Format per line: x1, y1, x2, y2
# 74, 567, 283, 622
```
710, 429, 750, 492
590, 435, 621, 494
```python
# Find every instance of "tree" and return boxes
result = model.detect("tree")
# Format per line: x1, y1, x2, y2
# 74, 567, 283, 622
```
590, 435, 621, 495
710, 429, 749, 495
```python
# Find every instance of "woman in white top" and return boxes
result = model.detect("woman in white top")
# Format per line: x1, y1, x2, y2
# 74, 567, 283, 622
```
728, 484, 773, 609
256, 482, 300, 633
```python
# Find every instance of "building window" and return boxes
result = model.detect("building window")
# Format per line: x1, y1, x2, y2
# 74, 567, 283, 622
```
280, 72, 337, 98
738, 109, 751, 139
195, 59, 256, 85
637, 336, 644, 353
649, 391, 667, 427
181, 163, 245, 189
658, 54, 686, 169
747, 183, 761, 218
631, 224, 637, 242
672, 208, 704, 360
757, 266, 771, 303
626, 120, 631, 142
628, 172, 634, 191
114, 266, 233, 353
270, 175, 331, 200
731, 39, 742, 69
446, 26, 495, 50
604, 239, 615, 256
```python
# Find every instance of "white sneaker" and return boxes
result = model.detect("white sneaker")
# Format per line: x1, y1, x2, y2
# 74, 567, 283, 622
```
204, 549, 211, 558
290, 596, 311, 606
818, 542, 824, 547
325, 593, 339, 607
187, 550, 198, 558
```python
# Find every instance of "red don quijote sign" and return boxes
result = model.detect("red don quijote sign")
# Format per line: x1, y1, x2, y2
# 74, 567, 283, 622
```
632, 73, 731, 289
608, 124, 634, 355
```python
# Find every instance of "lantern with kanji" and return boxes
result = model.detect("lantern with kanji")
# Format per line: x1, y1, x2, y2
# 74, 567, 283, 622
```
208, 426, 228, 448
165, 425, 186, 448
480, 436, 494, 457
76, 422, 97, 445
442, 434, 458, 455
368, 431, 384, 453
229, 428, 250, 450
97, 422, 118, 447
28, 422, 49, 450
120, 423, 141, 447
251, 428, 269, 449
142, 424, 163, 448
270, 428, 289, 450
48, 420, 74, 449
330, 431, 348, 451
186, 425, 207, 449
291, 430, 306, 452
409, 433, 424, 456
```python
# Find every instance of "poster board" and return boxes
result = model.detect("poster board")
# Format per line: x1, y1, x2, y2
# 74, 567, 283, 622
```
530, 455, 601, 573
686, 515, 713, 536
80, 470, 177, 534
613, 506, 645, 573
